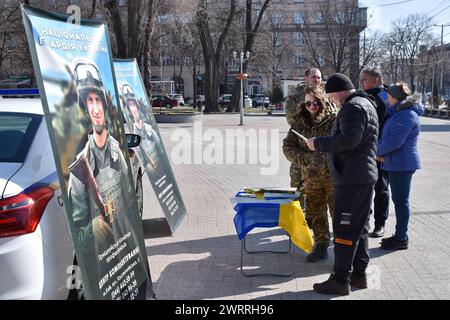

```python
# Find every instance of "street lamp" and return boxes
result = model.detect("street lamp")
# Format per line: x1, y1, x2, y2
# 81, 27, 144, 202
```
233, 51, 250, 126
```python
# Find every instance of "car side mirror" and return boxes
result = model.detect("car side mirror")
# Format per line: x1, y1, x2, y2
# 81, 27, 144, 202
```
126, 134, 141, 148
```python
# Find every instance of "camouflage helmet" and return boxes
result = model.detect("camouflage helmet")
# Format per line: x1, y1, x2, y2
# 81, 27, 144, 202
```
73, 57, 107, 111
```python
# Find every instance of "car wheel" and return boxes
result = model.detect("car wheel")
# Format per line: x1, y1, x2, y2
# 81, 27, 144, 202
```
135, 171, 144, 219
166, 103, 172, 109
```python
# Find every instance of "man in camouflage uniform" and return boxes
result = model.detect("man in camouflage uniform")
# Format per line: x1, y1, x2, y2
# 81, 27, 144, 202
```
121, 82, 160, 171
283, 85, 337, 262
284, 67, 323, 225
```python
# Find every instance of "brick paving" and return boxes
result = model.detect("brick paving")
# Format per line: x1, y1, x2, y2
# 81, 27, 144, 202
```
142, 113, 450, 300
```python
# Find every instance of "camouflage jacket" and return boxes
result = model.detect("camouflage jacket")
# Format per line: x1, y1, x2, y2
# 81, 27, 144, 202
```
285, 84, 305, 126
283, 106, 337, 180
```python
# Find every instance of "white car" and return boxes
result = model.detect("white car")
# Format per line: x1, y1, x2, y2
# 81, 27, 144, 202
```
168, 94, 185, 106
0, 97, 143, 299
0, 98, 76, 300
244, 95, 252, 108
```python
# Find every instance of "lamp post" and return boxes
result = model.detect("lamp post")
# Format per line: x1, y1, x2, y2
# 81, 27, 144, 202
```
233, 51, 250, 126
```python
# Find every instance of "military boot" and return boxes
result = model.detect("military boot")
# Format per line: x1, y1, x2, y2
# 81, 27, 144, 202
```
350, 272, 368, 289
313, 274, 350, 296
306, 245, 328, 263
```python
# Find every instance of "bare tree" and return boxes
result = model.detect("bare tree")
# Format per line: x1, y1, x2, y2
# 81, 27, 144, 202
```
103, 0, 162, 94
382, 13, 433, 91
195, 0, 237, 113
0, 2, 20, 73
303, 1, 365, 83
227, 0, 271, 112
359, 30, 385, 73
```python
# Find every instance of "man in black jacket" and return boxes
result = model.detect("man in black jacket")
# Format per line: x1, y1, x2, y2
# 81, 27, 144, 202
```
360, 67, 389, 238
305, 73, 379, 295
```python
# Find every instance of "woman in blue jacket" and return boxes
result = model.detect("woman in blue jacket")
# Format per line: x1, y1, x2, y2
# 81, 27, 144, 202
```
377, 82, 423, 250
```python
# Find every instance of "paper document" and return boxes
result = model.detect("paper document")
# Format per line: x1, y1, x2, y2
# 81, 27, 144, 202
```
291, 129, 308, 141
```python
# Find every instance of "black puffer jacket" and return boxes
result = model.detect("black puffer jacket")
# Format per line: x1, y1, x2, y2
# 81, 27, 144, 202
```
314, 91, 379, 186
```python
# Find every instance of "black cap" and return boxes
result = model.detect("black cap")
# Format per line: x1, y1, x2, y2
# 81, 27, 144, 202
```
325, 73, 355, 93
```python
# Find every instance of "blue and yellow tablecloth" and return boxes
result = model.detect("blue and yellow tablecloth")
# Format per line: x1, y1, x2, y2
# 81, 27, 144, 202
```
232, 188, 314, 253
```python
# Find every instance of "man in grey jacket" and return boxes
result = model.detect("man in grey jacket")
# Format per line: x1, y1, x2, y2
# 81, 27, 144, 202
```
306, 73, 379, 295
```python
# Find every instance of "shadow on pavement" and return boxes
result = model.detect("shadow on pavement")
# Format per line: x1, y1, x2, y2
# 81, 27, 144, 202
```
143, 228, 335, 300
142, 218, 172, 239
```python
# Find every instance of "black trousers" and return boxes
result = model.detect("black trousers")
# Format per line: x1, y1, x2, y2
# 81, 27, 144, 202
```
333, 184, 374, 283
373, 163, 390, 228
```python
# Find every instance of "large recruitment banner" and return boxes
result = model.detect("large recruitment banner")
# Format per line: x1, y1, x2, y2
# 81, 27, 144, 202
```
22, 5, 154, 300
114, 59, 187, 233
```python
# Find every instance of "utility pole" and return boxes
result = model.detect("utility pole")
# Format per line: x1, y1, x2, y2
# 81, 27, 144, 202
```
433, 23, 450, 104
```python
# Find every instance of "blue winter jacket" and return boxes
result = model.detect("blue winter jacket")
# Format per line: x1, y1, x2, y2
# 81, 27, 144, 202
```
377, 94, 423, 172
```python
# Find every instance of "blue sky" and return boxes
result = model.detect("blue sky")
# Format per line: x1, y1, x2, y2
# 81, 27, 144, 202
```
360, 0, 450, 43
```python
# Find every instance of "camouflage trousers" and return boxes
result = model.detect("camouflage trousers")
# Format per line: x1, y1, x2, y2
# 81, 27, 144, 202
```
290, 164, 306, 211
304, 177, 334, 248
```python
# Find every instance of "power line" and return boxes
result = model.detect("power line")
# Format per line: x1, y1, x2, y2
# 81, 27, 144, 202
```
369, 0, 418, 8
426, 0, 449, 16
430, 4, 450, 19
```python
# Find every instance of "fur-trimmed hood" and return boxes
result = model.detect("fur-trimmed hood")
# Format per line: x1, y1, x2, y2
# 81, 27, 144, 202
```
396, 93, 424, 116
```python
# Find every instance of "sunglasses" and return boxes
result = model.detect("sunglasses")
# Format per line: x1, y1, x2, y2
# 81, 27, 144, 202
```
305, 100, 320, 107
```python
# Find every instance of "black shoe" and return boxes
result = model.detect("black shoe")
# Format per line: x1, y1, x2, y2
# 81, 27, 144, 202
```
306, 246, 328, 263
381, 236, 408, 250
313, 274, 350, 296
369, 226, 384, 238
350, 273, 368, 289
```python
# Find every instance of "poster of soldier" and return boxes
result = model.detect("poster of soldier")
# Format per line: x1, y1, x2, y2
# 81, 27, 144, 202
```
21, 5, 154, 300
114, 59, 187, 233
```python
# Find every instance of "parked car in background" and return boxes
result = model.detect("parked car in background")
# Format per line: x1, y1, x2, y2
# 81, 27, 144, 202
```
187, 95, 206, 108
251, 94, 270, 108
168, 94, 185, 106
151, 95, 178, 108
244, 95, 252, 108
218, 94, 232, 109
0, 95, 144, 300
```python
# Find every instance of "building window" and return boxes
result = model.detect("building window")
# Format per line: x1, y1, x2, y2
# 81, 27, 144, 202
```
293, 0, 304, 3
162, 55, 172, 66
272, 12, 282, 27
293, 53, 305, 67
315, 12, 324, 23
318, 56, 325, 67
316, 33, 326, 45
119, 0, 127, 6
335, 11, 345, 22
69, 0, 79, 4
159, 35, 170, 47
293, 32, 305, 46
273, 32, 281, 48
293, 12, 305, 25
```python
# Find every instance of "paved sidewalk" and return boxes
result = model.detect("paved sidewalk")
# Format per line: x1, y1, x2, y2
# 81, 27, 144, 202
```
142, 114, 450, 300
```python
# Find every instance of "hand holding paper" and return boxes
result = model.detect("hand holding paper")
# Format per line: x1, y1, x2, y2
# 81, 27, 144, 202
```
291, 129, 308, 142
306, 137, 316, 151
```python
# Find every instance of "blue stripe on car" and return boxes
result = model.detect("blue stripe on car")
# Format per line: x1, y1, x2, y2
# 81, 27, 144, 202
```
23, 172, 60, 193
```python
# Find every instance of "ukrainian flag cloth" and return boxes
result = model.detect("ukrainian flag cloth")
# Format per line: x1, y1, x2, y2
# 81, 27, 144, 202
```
232, 189, 314, 253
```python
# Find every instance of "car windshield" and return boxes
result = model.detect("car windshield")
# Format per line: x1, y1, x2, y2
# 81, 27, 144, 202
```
0, 113, 42, 163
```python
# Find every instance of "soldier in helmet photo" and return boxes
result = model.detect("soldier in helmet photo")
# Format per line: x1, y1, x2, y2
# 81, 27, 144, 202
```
121, 81, 160, 171
67, 58, 138, 297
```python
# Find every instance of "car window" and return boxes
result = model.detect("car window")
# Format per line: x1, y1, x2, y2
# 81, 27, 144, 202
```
0, 112, 42, 163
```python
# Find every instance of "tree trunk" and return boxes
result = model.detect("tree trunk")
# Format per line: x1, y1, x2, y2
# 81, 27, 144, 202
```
104, 0, 127, 58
